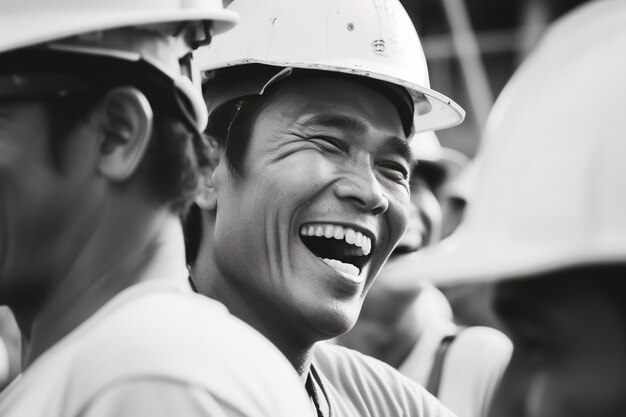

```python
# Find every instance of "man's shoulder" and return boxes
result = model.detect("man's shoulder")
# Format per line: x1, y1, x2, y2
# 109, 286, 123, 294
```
65, 285, 308, 416
0, 285, 311, 417
313, 342, 393, 376
313, 342, 419, 391
73, 284, 287, 376
313, 343, 456, 417
76, 283, 256, 360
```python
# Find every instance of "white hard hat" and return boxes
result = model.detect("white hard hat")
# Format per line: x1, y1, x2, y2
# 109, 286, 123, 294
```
0, 0, 237, 53
196, 0, 465, 133
408, 0, 626, 285
411, 131, 469, 191
0, 0, 239, 131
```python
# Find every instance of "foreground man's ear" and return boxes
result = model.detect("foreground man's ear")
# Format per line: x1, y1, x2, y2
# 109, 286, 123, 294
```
97, 86, 154, 181
195, 136, 223, 211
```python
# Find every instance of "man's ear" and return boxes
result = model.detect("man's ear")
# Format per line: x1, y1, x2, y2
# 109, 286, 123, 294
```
97, 87, 153, 181
194, 136, 223, 211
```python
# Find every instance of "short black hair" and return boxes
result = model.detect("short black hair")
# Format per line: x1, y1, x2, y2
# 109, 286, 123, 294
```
412, 161, 446, 193
183, 94, 272, 265
42, 92, 209, 220
46, 92, 209, 214
204, 94, 274, 178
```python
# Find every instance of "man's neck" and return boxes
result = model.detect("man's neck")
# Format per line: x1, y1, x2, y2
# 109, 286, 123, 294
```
18, 209, 186, 368
192, 261, 316, 378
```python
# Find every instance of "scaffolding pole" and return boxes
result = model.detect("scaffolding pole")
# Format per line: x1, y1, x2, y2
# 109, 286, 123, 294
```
440, 0, 494, 134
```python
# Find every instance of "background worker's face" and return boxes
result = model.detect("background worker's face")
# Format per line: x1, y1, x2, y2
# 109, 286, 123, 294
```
395, 174, 442, 253
490, 273, 626, 417
211, 76, 412, 339
0, 99, 100, 302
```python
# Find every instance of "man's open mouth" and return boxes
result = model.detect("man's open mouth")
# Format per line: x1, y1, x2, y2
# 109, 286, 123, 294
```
299, 223, 373, 277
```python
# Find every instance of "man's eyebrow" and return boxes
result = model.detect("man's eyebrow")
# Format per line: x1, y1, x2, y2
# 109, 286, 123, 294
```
296, 113, 368, 135
384, 135, 413, 165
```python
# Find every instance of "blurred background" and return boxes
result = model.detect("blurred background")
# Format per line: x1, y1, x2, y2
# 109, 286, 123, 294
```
401, 0, 590, 157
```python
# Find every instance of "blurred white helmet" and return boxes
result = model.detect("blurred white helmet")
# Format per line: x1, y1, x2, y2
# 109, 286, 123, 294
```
1, 0, 237, 52
409, 0, 626, 285
0, 0, 239, 131
411, 131, 469, 192
196, 0, 465, 133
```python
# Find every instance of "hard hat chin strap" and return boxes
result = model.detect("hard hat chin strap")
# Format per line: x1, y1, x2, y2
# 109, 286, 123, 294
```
258, 67, 293, 95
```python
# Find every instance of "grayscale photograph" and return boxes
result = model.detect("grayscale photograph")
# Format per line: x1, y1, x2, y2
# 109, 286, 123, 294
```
0, 0, 624, 416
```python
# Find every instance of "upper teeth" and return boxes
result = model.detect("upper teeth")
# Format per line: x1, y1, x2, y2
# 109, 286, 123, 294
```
300, 224, 372, 255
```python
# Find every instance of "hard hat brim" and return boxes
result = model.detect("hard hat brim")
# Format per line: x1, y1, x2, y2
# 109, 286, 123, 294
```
0, 9, 239, 54
408, 225, 626, 287
209, 60, 465, 133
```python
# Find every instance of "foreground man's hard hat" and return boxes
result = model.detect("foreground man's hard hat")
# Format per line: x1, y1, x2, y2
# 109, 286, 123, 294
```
410, 0, 626, 285
196, 0, 465, 133
0, 0, 238, 131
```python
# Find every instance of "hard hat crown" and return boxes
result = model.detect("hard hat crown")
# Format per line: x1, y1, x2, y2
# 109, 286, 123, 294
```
196, 0, 464, 133
411, 0, 626, 285
0, 0, 238, 53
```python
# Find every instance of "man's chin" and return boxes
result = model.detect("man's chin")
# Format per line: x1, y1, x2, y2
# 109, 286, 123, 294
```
302, 303, 361, 342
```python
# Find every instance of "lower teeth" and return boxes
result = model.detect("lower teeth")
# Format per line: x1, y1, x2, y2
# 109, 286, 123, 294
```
319, 258, 360, 277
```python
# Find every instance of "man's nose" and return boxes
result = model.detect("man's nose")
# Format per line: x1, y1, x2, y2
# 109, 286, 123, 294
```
333, 165, 389, 215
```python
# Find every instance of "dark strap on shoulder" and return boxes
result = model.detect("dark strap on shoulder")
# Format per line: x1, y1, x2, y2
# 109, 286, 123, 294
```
188, 275, 198, 293
306, 365, 332, 417
426, 334, 457, 397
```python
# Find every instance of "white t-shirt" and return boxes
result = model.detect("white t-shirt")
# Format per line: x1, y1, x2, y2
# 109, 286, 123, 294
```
398, 288, 512, 417
0, 339, 9, 388
0, 280, 312, 417
310, 343, 457, 417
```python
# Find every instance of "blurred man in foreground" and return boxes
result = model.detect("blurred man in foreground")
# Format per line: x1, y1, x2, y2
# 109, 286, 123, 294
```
0, 1, 310, 415
411, 1, 626, 416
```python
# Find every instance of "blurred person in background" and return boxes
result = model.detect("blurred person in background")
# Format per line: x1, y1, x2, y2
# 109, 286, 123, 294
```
438, 155, 479, 242
0, 1, 312, 416
411, 1, 626, 416
337, 132, 512, 417
187, 0, 466, 415
437, 158, 505, 330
